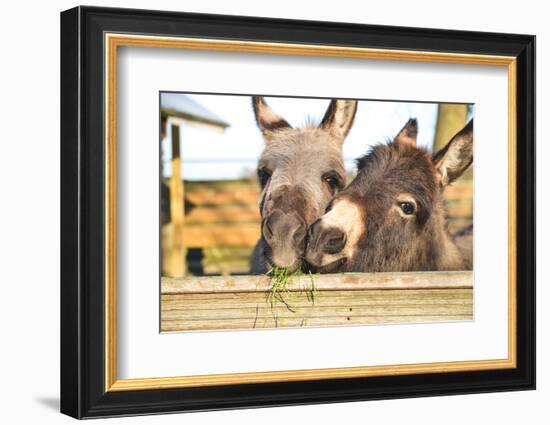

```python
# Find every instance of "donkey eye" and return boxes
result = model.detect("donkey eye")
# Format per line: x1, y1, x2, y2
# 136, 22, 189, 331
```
257, 168, 272, 188
325, 176, 338, 187
399, 202, 416, 215
322, 173, 342, 194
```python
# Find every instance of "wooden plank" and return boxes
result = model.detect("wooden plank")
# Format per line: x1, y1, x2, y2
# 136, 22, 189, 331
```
185, 188, 258, 206
445, 202, 473, 217
160, 272, 473, 332
162, 289, 472, 308
443, 183, 473, 200
185, 206, 260, 224
162, 271, 473, 294
181, 223, 260, 248
184, 180, 257, 191
163, 223, 259, 251
161, 314, 472, 332
162, 303, 472, 320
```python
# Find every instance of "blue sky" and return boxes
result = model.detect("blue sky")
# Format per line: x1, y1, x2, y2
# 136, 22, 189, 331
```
162, 94, 440, 180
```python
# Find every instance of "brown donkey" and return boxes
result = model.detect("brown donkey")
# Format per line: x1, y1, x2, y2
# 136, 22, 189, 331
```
305, 118, 473, 273
250, 96, 357, 273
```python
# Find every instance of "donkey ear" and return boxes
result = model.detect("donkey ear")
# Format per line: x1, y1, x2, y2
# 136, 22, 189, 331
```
252, 96, 291, 135
319, 99, 357, 139
394, 118, 418, 147
433, 119, 474, 187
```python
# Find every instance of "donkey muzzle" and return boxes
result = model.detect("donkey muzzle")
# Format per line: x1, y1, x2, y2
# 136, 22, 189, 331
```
262, 210, 307, 270
305, 219, 348, 271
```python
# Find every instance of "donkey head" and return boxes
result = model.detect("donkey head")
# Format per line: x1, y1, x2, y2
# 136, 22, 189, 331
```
305, 118, 473, 273
253, 96, 357, 272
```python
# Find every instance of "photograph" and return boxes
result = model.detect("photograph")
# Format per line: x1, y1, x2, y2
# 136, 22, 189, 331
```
160, 93, 474, 332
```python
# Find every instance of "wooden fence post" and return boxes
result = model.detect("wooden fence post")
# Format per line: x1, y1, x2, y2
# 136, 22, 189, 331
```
433, 104, 469, 150
168, 124, 186, 277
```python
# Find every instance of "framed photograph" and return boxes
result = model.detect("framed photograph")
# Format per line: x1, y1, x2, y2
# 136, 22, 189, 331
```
60, 6, 535, 419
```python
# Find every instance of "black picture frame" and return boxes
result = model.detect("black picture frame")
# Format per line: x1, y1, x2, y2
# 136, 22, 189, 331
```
60, 5, 535, 419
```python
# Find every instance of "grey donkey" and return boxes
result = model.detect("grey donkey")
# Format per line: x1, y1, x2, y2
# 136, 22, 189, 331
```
249, 96, 358, 273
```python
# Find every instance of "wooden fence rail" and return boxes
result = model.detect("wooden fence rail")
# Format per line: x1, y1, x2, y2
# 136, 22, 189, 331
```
161, 271, 473, 332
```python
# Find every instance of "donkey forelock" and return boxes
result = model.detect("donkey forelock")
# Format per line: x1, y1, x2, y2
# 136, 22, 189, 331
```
352, 141, 438, 228
258, 128, 346, 221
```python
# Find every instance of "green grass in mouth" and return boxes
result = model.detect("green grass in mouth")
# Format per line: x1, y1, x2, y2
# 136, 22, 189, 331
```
265, 267, 318, 317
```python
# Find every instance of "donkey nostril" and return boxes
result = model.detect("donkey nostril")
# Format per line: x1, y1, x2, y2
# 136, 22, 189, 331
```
328, 233, 346, 248
293, 222, 307, 244
264, 217, 274, 238
324, 230, 347, 254
328, 234, 345, 247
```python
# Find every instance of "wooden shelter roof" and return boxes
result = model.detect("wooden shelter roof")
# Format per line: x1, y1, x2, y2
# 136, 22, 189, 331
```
161, 93, 230, 129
